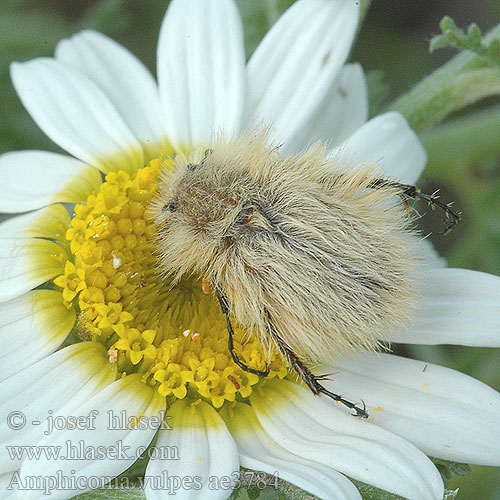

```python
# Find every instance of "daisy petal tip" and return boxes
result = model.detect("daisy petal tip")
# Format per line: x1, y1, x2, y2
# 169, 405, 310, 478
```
251, 379, 446, 500
392, 268, 500, 347
332, 111, 427, 184
226, 403, 364, 500
145, 399, 239, 500
329, 353, 500, 466
9, 59, 30, 86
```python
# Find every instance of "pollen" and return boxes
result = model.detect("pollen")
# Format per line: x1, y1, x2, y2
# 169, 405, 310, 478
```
53, 160, 287, 408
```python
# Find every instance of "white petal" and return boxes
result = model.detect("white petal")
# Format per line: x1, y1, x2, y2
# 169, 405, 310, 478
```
0, 238, 66, 303
0, 205, 69, 240
222, 403, 361, 500
19, 374, 164, 500
157, 0, 245, 150
245, 0, 359, 146
56, 30, 171, 161
331, 111, 427, 184
145, 399, 239, 500
0, 342, 116, 472
0, 290, 75, 381
11, 58, 144, 174
0, 150, 101, 213
285, 63, 368, 154
415, 237, 447, 269
387, 268, 500, 346
326, 353, 500, 465
251, 379, 444, 500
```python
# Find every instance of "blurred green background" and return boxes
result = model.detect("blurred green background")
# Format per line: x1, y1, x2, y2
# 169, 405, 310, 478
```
1, 1, 500, 498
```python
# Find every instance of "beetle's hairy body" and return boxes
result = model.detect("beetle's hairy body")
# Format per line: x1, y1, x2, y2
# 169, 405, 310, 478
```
152, 133, 418, 363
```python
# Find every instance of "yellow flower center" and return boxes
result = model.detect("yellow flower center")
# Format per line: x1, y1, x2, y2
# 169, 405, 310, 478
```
54, 160, 287, 408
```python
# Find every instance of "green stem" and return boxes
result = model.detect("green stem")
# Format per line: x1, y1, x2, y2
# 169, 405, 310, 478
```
390, 24, 500, 133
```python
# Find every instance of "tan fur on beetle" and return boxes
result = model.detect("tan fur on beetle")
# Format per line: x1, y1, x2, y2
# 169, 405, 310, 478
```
150, 131, 419, 365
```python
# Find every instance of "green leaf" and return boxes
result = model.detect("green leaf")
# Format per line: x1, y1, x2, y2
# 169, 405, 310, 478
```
433, 458, 471, 484
444, 489, 460, 500
439, 15, 458, 33
429, 32, 456, 52
430, 15, 500, 69
393, 66, 500, 132
71, 488, 146, 500
449, 462, 472, 476
467, 23, 482, 49
247, 485, 262, 499
390, 21, 500, 132
350, 479, 406, 500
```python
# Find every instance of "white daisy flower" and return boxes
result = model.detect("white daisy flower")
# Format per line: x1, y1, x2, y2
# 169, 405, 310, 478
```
1, 1, 500, 500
